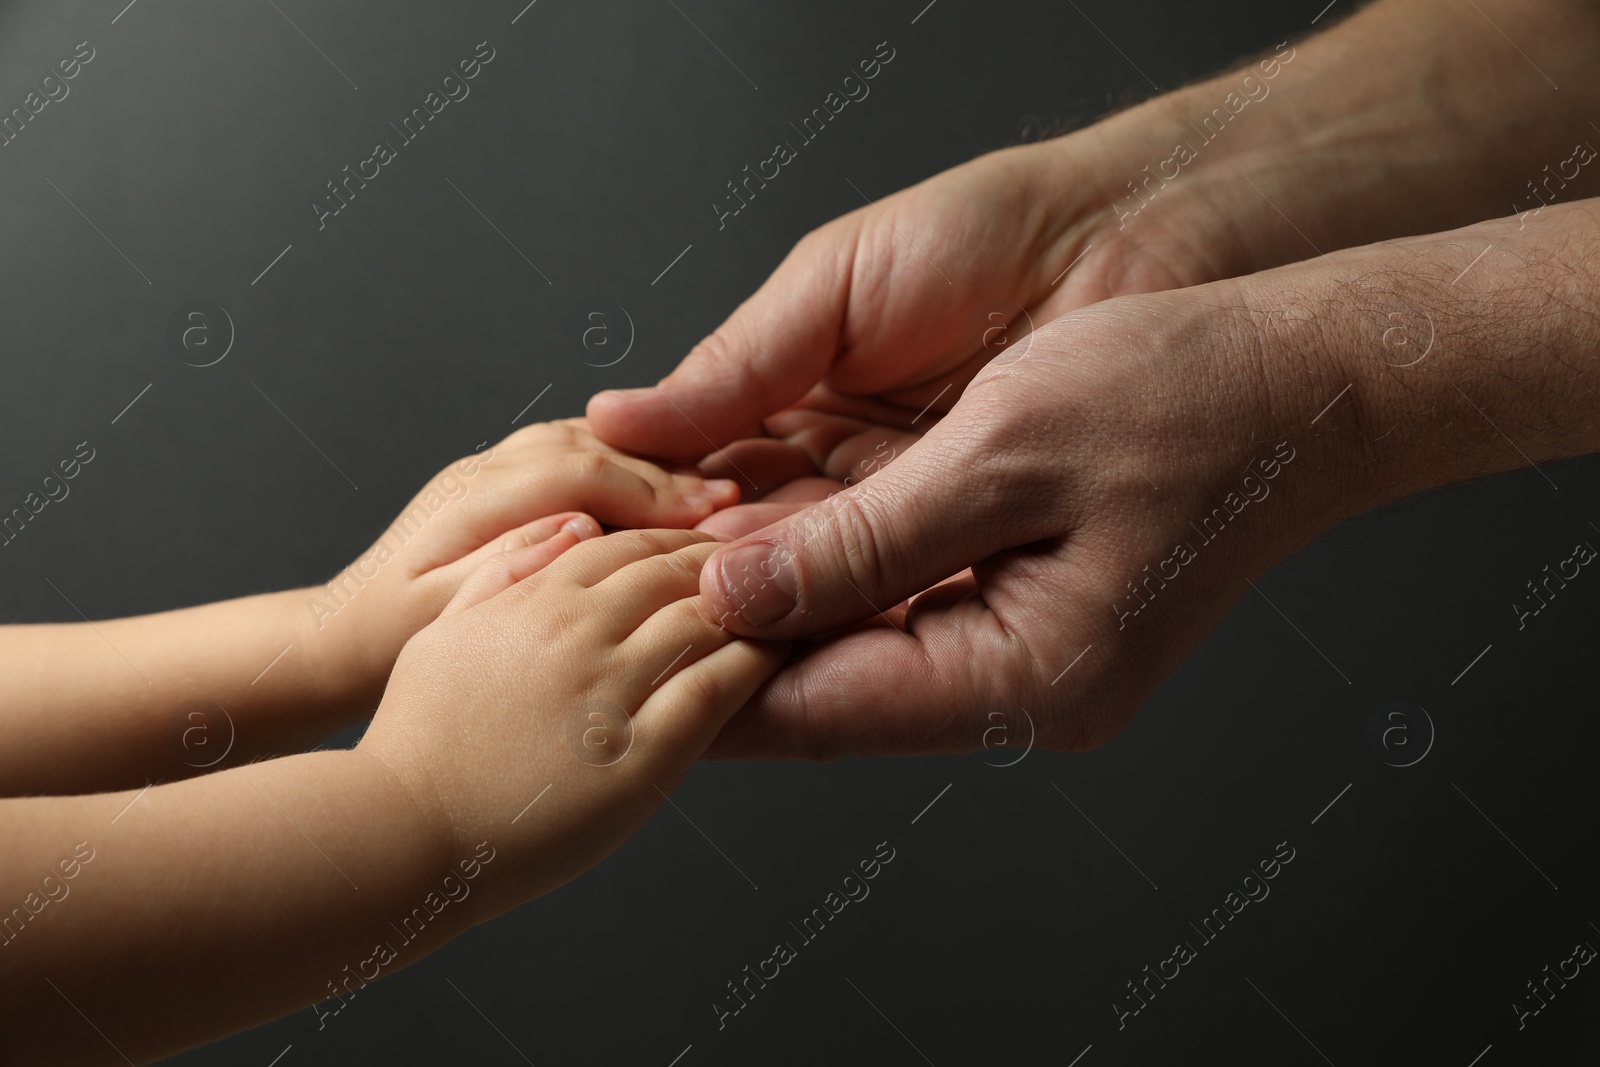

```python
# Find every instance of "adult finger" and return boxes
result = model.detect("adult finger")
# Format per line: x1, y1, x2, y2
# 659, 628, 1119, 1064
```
586, 222, 858, 458
700, 409, 1055, 639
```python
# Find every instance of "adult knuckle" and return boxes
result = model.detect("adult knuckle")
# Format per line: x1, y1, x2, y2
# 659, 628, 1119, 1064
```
685, 326, 738, 377
687, 327, 774, 414
935, 412, 1053, 534
817, 489, 889, 594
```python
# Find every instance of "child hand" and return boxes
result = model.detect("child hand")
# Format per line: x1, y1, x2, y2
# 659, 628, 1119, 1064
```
694, 475, 841, 541
312, 419, 741, 703
0, 530, 780, 1062
358, 529, 785, 921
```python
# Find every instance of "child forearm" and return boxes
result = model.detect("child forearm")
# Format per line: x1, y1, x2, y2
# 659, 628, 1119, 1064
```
0, 749, 469, 1064
0, 421, 740, 798
1, 527, 782, 1064
0, 588, 374, 796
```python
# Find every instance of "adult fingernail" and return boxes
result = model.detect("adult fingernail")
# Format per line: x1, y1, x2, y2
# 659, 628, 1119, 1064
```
561, 515, 600, 539
716, 541, 797, 627
595, 387, 654, 403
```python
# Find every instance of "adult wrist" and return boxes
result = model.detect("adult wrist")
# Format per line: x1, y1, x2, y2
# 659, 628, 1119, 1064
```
1030, 47, 1321, 295
1237, 200, 1600, 526
1068, 0, 1600, 288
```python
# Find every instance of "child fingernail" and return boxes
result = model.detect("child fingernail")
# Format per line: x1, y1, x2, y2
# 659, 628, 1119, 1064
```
705, 478, 739, 498
561, 515, 599, 539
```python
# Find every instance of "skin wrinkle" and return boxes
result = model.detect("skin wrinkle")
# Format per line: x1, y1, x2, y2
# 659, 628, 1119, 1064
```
829, 214, 879, 376
686, 325, 778, 436
351, 745, 467, 919
812, 484, 890, 610
944, 389, 1064, 535
875, 615, 980, 755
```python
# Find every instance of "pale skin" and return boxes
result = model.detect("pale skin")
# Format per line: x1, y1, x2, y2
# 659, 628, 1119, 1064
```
0, 423, 781, 1064
0, 421, 739, 796
588, 0, 1600, 757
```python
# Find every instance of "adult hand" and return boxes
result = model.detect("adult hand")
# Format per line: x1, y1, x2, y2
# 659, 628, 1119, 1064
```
663, 202, 1600, 757
587, 0, 1600, 757
590, 116, 1230, 461
591, 0, 1600, 463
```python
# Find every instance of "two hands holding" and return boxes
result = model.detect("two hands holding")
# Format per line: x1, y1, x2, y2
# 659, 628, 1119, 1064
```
10, 0, 1600, 1059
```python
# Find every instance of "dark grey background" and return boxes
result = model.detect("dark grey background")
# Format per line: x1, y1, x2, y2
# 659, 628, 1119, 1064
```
2, 0, 1595, 1063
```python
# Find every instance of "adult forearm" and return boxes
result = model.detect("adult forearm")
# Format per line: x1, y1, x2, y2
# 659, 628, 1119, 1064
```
1223, 196, 1600, 532
1074, 0, 1600, 279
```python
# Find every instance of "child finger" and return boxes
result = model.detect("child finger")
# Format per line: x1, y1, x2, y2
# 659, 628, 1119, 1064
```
619, 594, 736, 677
471, 512, 600, 565
694, 502, 805, 541
536, 529, 718, 590
441, 514, 598, 616
485, 456, 736, 531
634, 638, 789, 761
587, 540, 719, 613
599, 449, 742, 505
762, 476, 844, 503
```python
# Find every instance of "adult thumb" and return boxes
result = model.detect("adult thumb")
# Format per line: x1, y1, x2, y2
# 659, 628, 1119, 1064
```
587, 225, 856, 460
701, 425, 1038, 639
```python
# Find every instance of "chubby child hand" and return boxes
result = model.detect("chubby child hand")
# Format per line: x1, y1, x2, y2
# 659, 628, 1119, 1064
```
359, 529, 787, 920
313, 419, 741, 704
0, 418, 740, 796
0, 530, 778, 1062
